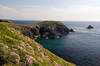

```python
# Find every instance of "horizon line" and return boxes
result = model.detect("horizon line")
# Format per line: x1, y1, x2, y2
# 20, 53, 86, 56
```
1, 18, 100, 22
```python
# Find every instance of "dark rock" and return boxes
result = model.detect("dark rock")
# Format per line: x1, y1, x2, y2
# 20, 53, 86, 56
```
14, 21, 70, 39
69, 29, 75, 32
48, 31, 59, 39
38, 23, 69, 39
87, 25, 94, 29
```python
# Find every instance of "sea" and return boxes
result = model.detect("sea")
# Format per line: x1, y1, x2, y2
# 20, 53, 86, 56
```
12, 20, 100, 66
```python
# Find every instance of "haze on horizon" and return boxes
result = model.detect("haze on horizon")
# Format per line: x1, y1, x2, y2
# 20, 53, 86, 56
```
0, 0, 100, 21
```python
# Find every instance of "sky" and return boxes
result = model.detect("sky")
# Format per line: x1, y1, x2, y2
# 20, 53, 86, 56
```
1, 0, 100, 21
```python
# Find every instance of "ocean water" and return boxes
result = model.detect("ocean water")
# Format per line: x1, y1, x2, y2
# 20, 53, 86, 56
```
12, 20, 100, 66
37, 22, 100, 66
11, 20, 41, 24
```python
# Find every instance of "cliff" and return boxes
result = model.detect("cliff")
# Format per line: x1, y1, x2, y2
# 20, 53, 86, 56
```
0, 22, 75, 66
13, 21, 69, 39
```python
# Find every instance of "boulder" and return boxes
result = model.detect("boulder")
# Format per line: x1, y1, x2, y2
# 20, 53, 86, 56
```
69, 29, 75, 32
87, 25, 94, 29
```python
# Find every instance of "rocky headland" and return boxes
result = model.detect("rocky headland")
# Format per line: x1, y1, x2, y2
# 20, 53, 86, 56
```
14, 21, 70, 39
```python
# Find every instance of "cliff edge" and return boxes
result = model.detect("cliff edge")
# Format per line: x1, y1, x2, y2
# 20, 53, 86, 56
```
13, 21, 69, 39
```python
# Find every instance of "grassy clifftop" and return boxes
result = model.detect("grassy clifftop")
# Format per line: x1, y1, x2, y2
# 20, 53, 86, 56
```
0, 22, 75, 66
36, 21, 63, 25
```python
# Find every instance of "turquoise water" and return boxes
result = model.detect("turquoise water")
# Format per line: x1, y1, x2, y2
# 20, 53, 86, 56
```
37, 22, 100, 66
12, 20, 100, 66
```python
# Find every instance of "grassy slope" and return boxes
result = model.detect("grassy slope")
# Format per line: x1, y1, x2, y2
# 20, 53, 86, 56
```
0, 22, 75, 66
36, 21, 63, 25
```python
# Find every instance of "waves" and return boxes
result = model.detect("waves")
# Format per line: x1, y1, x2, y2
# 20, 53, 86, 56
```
37, 22, 100, 66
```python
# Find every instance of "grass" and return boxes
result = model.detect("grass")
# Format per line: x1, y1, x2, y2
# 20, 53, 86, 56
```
36, 21, 63, 25
0, 19, 11, 23
0, 22, 75, 66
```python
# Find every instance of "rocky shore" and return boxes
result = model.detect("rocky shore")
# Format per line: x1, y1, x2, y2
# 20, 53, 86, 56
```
14, 21, 70, 39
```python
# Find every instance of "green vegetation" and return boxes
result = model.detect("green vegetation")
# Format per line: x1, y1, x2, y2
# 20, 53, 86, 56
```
0, 19, 11, 23
36, 21, 63, 25
0, 22, 75, 66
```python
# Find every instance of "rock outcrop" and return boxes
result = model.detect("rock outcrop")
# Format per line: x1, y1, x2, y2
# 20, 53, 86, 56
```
14, 21, 70, 39
69, 29, 75, 32
87, 25, 94, 29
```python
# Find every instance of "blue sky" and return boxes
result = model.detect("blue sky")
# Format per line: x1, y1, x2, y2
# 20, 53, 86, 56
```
1, 0, 100, 8
0, 0, 100, 21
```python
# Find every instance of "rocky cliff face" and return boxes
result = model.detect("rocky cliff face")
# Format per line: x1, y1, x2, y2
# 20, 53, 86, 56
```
14, 21, 69, 39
